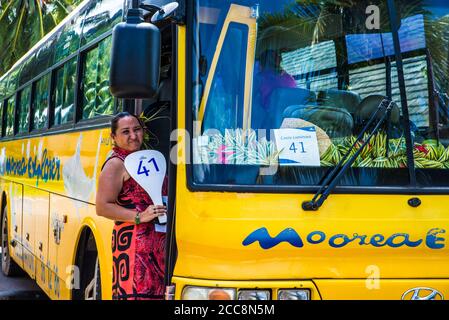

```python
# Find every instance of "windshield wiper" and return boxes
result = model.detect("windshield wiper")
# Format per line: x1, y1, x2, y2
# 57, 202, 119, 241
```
302, 98, 395, 211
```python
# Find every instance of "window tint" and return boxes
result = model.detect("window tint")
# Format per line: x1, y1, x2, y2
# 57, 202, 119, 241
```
32, 74, 50, 130
81, 36, 114, 119
5, 96, 15, 136
53, 58, 76, 126
18, 86, 31, 133
54, 12, 85, 63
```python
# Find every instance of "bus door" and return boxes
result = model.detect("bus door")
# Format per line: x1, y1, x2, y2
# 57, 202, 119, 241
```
21, 187, 37, 279
8, 182, 23, 270
22, 186, 50, 294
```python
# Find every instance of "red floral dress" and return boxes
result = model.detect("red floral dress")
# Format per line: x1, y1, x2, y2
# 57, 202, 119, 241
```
104, 147, 167, 300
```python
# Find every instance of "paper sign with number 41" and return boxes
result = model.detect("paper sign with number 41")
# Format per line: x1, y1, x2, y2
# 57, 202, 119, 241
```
273, 127, 321, 166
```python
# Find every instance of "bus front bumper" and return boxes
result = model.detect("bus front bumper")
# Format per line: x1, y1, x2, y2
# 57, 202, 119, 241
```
171, 277, 449, 300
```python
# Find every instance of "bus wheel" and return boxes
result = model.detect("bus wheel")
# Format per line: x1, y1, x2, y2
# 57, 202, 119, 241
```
1, 206, 22, 276
84, 256, 101, 300
73, 228, 101, 300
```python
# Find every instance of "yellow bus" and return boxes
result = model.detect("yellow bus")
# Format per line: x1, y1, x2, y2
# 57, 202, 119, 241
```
0, 0, 125, 299
2, 0, 449, 300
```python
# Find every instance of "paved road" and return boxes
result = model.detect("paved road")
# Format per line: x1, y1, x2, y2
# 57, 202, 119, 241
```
0, 267, 48, 300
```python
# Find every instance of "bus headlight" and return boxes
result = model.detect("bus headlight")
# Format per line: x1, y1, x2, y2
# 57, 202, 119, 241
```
278, 289, 310, 300
238, 290, 270, 300
181, 286, 236, 300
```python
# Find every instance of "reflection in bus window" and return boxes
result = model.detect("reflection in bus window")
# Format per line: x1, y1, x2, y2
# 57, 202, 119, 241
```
54, 12, 85, 62
202, 23, 248, 133
81, 0, 123, 46
81, 36, 114, 119
18, 86, 31, 133
7, 67, 21, 97
397, 1, 449, 186
32, 74, 50, 130
33, 38, 57, 81
193, 0, 414, 187
5, 97, 15, 136
53, 58, 76, 126
19, 54, 37, 87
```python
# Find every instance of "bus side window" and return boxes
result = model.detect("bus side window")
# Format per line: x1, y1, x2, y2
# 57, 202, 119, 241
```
17, 85, 32, 134
52, 58, 76, 126
5, 96, 15, 136
32, 74, 50, 131
81, 36, 114, 120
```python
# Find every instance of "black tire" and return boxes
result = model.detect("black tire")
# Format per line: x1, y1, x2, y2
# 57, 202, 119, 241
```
1, 206, 23, 277
94, 257, 102, 300
72, 229, 102, 300
80, 256, 102, 300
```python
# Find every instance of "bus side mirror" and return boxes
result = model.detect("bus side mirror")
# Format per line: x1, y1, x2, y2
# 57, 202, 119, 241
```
109, 8, 160, 99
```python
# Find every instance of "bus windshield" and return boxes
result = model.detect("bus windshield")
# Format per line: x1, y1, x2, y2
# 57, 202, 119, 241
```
191, 0, 449, 189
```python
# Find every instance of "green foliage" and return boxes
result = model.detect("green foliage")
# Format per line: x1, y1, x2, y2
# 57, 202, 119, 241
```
321, 132, 407, 168
321, 133, 449, 169
0, 0, 82, 77
139, 106, 171, 150
32, 74, 50, 130
81, 36, 114, 119
193, 128, 449, 170
195, 129, 282, 165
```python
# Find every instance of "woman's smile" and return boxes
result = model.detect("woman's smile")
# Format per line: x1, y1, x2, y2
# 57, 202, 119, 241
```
112, 116, 144, 152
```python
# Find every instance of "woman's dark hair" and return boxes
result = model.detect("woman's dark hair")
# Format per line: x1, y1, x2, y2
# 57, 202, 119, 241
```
111, 112, 144, 134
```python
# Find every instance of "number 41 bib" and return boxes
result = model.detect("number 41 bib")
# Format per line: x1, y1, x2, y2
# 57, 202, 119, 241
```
124, 150, 167, 224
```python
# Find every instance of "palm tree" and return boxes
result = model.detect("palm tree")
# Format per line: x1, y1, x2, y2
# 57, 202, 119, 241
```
0, 0, 82, 77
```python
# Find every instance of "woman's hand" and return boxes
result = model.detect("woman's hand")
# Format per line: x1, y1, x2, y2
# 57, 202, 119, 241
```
139, 205, 167, 223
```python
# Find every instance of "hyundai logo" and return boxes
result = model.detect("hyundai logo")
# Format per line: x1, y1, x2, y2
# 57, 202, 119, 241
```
401, 287, 444, 300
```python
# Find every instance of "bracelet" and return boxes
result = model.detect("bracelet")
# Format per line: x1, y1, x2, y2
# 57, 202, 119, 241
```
134, 211, 141, 225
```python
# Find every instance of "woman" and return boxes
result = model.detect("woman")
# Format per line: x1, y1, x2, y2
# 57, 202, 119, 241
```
96, 112, 167, 300
255, 49, 296, 110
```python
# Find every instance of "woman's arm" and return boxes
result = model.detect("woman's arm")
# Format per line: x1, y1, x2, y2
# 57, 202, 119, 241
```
96, 157, 136, 222
96, 157, 166, 223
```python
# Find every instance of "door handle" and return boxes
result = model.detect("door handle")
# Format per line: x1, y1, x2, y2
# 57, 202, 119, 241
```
26, 233, 30, 241
39, 242, 43, 251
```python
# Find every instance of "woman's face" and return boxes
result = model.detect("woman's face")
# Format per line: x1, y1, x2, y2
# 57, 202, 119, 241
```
112, 116, 144, 152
